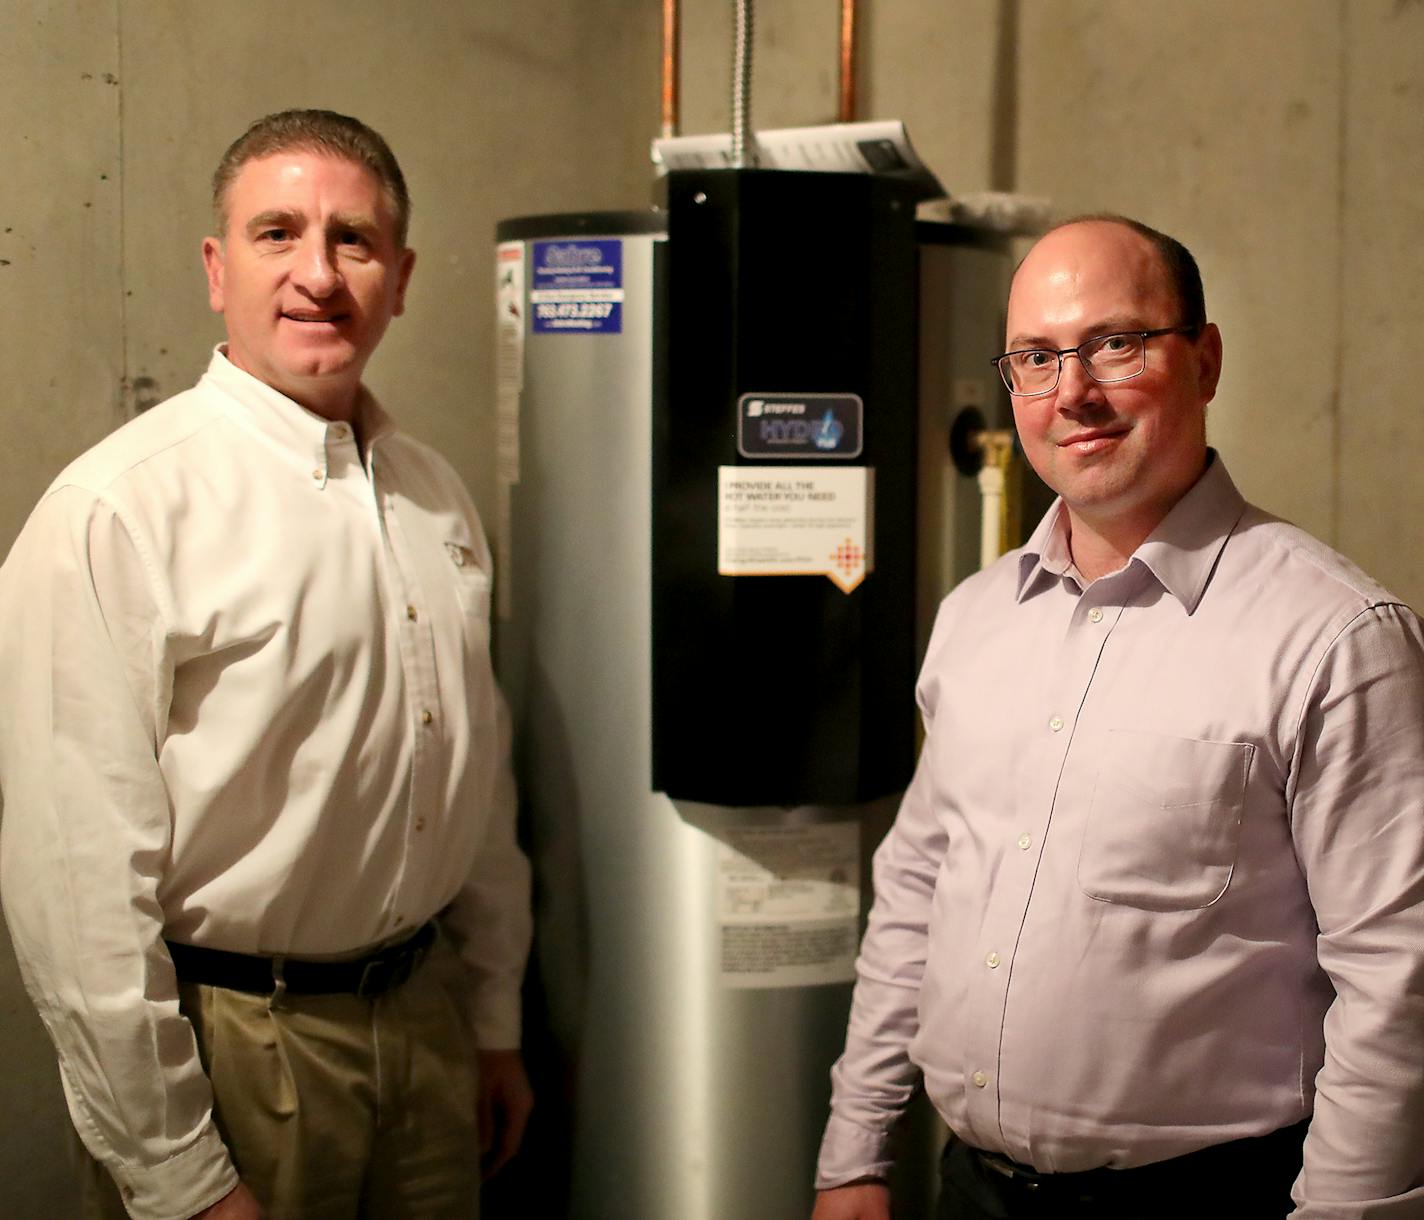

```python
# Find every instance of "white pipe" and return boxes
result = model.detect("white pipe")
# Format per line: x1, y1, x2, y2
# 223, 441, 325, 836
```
973, 429, 1017, 570
977, 463, 1005, 570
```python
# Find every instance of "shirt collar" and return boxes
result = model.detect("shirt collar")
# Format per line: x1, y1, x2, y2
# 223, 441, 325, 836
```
201, 347, 396, 465
1016, 451, 1247, 613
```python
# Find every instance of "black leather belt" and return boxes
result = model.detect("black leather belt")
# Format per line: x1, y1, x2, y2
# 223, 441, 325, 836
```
964, 1117, 1310, 1198
165, 921, 436, 1000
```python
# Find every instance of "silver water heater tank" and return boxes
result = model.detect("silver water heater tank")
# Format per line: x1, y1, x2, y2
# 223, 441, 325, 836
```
487, 186, 1015, 1219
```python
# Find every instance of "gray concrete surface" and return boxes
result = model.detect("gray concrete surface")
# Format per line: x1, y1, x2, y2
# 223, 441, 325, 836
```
2, 0, 1422, 1213
1, 1, 656, 1211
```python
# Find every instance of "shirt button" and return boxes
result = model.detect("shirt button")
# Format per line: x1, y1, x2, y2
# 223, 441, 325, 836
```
1088, 607, 1104, 623
985, 951, 1000, 969
972, 1071, 989, 1089
1017, 833, 1032, 851
415, 817, 426, 832
332, 424, 348, 439
406, 604, 418, 622
311, 468, 325, 482
393, 914, 404, 926
420, 709, 434, 726
1049, 715, 1064, 732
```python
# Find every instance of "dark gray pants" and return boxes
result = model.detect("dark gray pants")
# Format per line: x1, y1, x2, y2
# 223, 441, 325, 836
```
937, 1123, 1308, 1220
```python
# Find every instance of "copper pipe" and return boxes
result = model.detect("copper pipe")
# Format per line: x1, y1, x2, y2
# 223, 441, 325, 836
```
661, 0, 680, 138
838, 0, 858, 123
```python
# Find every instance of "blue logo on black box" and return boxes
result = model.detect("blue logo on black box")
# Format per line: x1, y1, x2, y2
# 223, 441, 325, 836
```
737, 393, 864, 459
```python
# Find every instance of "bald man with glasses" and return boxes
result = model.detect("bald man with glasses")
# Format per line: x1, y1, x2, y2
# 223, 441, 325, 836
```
812, 216, 1424, 1220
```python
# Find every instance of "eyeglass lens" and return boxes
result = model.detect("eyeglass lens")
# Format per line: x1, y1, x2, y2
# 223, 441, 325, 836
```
1000, 332, 1147, 394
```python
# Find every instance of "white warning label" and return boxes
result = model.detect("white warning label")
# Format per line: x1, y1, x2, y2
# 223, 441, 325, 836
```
718, 466, 873, 593
716, 822, 860, 989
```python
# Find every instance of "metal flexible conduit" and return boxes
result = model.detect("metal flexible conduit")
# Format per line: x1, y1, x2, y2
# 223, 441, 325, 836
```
730, 0, 756, 167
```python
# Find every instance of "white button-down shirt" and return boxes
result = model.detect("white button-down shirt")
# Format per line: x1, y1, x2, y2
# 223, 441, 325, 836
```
0, 351, 530, 1219
817, 455, 1424, 1217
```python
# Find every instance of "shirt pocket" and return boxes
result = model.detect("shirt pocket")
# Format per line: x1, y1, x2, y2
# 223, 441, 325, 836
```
1077, 730, 1253, 911
444, 540, 492, 635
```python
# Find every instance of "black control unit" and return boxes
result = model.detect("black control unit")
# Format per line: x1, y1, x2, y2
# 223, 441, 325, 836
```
652, 168, 920, 806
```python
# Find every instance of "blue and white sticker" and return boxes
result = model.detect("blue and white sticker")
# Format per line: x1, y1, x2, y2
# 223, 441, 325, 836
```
531, 239, 623, 333
737, 393, 863, 459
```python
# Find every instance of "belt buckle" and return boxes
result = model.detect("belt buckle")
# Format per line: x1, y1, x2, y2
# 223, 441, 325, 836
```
355, 933, 427, 999
978, 1150, 1041, 1191
357, 953, 406, 999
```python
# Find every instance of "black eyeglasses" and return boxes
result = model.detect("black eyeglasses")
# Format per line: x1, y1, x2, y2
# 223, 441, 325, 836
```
992, 326, 1200, 396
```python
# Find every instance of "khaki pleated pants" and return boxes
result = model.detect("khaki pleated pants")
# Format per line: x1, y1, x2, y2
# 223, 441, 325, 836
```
75, 939, 481, 1219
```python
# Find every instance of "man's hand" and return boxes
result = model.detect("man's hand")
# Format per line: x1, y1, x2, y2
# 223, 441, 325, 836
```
477, 1048, 533, 1178
192, 1180, 265, 1219
810, 1180, 891, 1220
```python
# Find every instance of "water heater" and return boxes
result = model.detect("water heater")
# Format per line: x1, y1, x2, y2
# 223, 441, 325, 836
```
489, 170, 1015, 1219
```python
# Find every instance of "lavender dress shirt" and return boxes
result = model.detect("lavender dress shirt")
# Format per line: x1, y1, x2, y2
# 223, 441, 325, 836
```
817, 455, 1424, 1217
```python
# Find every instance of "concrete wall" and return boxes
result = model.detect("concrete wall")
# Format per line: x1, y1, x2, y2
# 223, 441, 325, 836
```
0, 0, 657, 1209
680, 0, 1013, 196
4, 0, 1423, 1210
1015, 0, 1424, 602
682, 0, 1424, 606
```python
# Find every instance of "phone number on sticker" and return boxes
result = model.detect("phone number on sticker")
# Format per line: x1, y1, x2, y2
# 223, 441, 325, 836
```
535, 302, 615, 320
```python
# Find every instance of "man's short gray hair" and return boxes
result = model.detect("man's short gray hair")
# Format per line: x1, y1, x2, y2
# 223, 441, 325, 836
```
211, 109, 411, 246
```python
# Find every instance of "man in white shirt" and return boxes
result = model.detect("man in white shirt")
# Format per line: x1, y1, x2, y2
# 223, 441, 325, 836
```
0, 110, 532, 1219
813, 217, 1424, 1218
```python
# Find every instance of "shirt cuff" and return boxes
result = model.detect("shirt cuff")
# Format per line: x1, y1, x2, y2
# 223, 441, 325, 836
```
1290, 1184, 1424, 1219
469, 982, 522, 1049
814, 1113, 897, 1190
107, 1122, 238, 1220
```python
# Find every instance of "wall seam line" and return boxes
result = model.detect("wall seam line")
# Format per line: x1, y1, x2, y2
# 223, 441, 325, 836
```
990, 0, 1019, 192
1330, 0, 1348, 548
116, 0, 128, 423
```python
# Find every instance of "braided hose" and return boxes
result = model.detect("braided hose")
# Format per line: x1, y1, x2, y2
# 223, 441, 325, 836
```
730, 0, 757, 167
